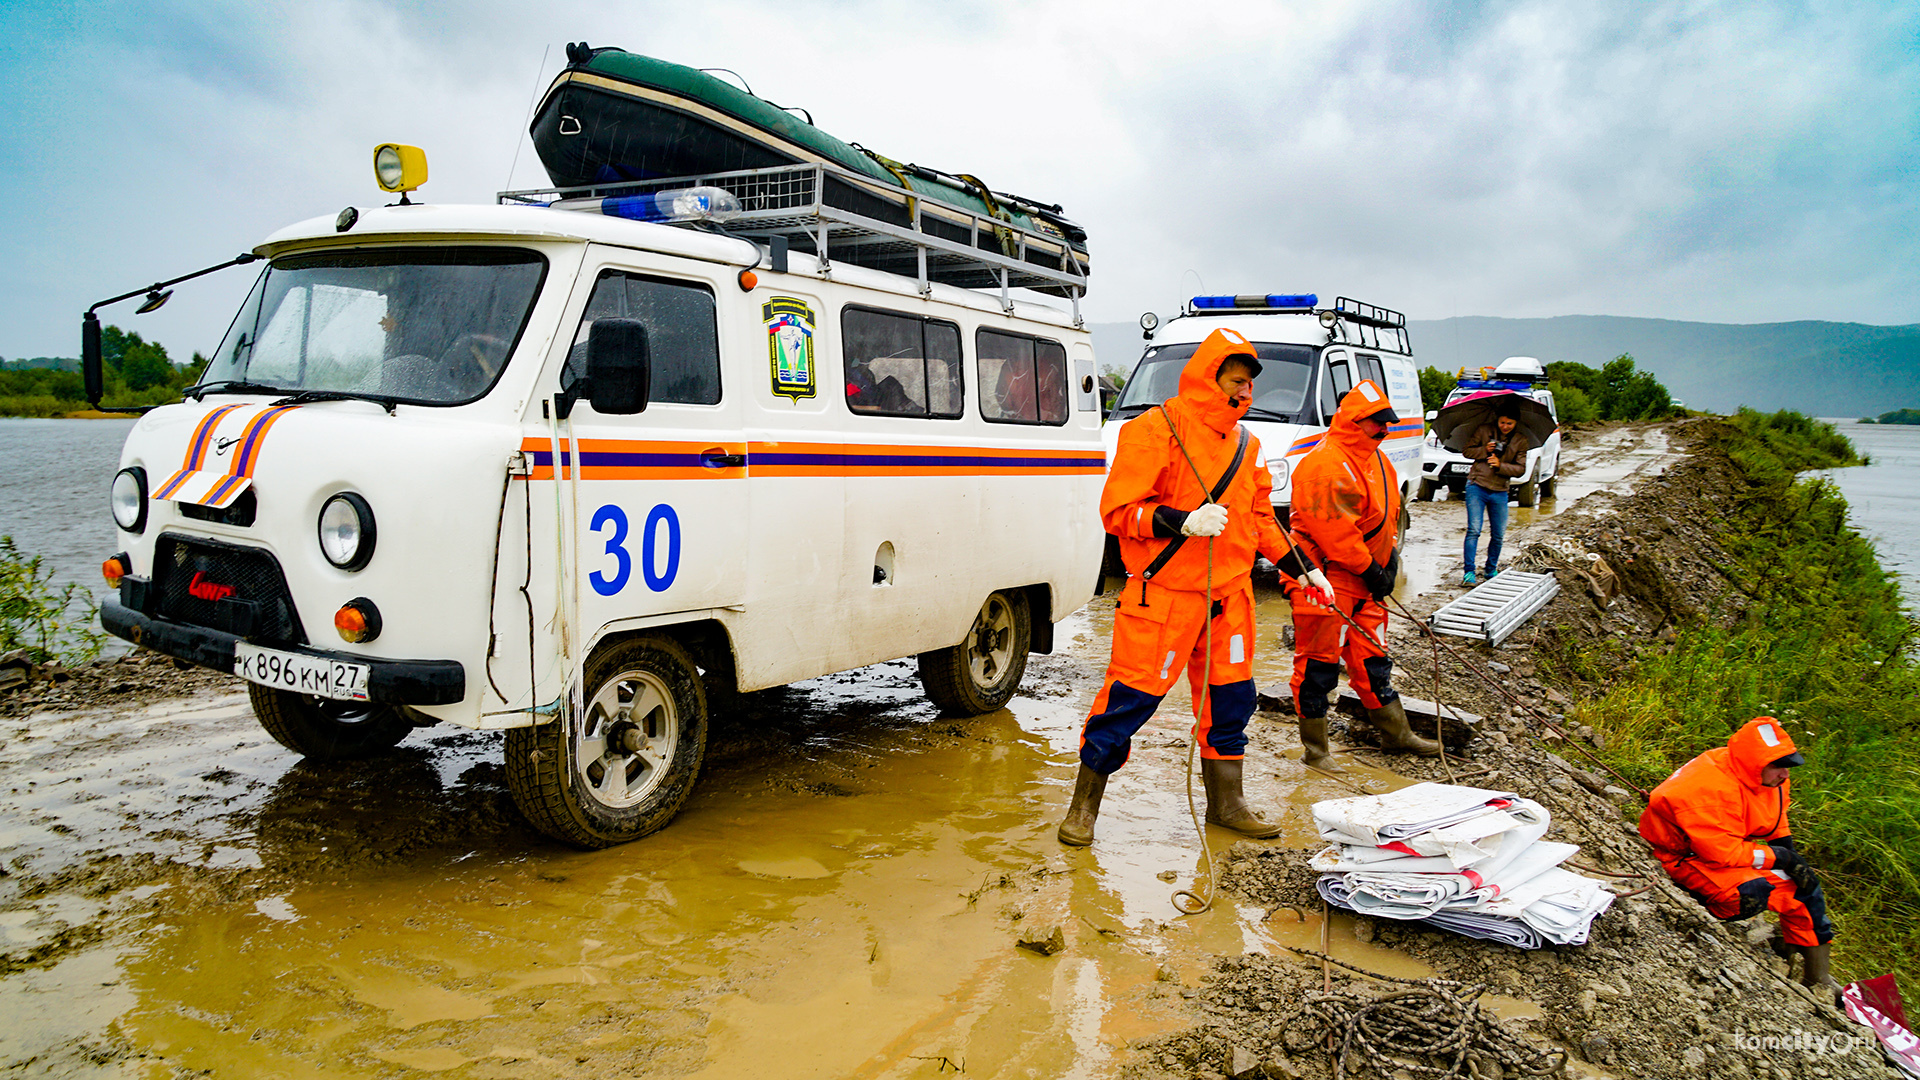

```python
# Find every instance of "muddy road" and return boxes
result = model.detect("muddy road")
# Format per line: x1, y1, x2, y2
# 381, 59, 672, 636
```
0, 426, 1683, 1078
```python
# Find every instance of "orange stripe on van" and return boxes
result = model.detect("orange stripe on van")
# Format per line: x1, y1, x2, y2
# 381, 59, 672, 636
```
514, 437, 1106, 480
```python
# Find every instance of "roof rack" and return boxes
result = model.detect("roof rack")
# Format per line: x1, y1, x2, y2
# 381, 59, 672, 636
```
1326, 296, 1411, 355
498, 161, 1088, 323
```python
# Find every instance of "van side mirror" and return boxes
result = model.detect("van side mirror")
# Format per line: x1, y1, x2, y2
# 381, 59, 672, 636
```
555, 318, 651, 419
82, 312, 104, 406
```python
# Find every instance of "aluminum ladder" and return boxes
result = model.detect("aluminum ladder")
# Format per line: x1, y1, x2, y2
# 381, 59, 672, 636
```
1427, 570, 1561, 646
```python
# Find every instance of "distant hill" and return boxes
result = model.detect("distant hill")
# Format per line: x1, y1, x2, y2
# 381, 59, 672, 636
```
1090, 316, 1920, 416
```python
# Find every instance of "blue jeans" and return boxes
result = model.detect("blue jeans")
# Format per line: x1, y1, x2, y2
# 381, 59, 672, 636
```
1463, 482, 1509, 574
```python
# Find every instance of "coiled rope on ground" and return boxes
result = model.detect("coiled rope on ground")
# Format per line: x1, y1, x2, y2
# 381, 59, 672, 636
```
1286, 947, 1565, 1080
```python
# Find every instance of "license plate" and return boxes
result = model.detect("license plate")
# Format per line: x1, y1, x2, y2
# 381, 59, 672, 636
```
233, 643, 371, 702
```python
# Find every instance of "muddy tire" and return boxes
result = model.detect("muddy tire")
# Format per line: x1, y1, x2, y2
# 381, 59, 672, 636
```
918, 590, 1031, 716
248, 683, 412, 759
505, 634, 707, 849
1416, 478, 1439, 502
1515, 479, 1538, 508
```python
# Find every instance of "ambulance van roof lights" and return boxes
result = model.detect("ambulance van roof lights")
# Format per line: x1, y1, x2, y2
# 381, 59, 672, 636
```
547, 186, 742, 226
1186, 294, 1319, 314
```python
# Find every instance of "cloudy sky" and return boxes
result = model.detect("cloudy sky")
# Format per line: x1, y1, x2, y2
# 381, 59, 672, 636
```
2, 0, 1914, 363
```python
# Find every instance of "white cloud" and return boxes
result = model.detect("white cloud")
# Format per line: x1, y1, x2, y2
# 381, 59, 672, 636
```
1, 0, 1913, 364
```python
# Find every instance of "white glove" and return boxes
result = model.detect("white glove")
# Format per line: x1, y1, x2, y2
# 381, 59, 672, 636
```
1181, 503, 1229, 537
1297, 567, 1334, 607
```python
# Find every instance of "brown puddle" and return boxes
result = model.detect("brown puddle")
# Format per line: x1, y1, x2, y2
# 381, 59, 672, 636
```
4, 556, 1528, 1076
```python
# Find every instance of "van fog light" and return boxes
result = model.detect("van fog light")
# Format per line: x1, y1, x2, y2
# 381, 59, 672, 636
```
319, 493, 377, 571
335, 597, 382, 643
1269, 458, 1290, 487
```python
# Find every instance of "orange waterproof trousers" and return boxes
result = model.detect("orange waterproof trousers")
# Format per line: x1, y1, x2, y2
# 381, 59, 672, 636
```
1080, 582, 1256, 774
1670, 861, 1834, 947
1289, 575, 1395, 717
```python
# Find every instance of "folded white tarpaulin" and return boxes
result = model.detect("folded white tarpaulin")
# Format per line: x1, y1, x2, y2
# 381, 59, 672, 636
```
1443, 840, 1578, 908
1339, 809, 1556, 920
1310, 803, 1554, 875
1467, 865, 1615, 945
1319, 875, 1544, 949
1312, 782, 1525, 846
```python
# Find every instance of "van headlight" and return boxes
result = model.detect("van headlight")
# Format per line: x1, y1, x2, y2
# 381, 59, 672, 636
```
111, 467, 148, 533
1269, 458, 1290, 488
319, 493, 377, 571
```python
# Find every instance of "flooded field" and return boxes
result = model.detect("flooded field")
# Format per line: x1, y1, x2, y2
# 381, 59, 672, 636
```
0, 423, 1687, 1078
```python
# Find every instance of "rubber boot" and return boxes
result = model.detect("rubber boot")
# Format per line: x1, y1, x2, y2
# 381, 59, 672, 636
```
1200, 757, 1282, 838
1801, 942, 1839, 991
1056, 764, 1108, 847
1299, 714, 1343, 773
1367, 698, 1443, 756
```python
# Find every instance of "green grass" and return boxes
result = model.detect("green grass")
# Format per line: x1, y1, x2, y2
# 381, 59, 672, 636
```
1567, 411, 1920, 986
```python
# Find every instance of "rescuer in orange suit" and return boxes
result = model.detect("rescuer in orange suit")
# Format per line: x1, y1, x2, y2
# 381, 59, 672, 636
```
1283, 380, 1440, 771
1058, 328, 1332, 847
1639, 717, 1838, 990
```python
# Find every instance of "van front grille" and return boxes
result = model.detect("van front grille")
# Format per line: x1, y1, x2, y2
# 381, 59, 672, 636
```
152, 535, 306, 644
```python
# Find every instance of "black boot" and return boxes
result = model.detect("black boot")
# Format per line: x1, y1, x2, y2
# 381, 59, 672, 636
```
1201, 758, 1282, 838
1057, 764, 1108, 847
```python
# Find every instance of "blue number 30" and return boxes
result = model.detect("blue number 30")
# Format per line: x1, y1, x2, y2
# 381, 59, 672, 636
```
589, 504, 680, 595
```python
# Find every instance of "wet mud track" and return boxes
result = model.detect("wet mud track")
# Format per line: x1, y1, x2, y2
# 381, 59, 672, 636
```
0, 425, 1685, 1078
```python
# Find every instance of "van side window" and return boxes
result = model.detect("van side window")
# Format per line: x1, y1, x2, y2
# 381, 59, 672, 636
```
841, 308, 963, 418
1320, 355, 1353, 419
567, 271, 720, 405
1356, 353, 1386, 389
978, 330, 1068, 425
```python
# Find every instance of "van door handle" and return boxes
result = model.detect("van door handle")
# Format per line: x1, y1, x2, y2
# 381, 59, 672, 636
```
700, 449, 746, 468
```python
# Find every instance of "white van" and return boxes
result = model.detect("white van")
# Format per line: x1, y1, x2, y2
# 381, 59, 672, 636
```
1105, 295, 1426, 523
1415, 357, 1562, 507
89, 154, 1105, 848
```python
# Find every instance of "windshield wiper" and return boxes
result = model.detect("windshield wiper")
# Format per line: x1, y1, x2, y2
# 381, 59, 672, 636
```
1244, 407, 1297, 421
270, 389, 402, 415
186, 380, 283, 401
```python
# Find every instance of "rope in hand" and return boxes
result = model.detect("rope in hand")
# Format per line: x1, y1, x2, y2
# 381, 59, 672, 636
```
1154, 405, 1226, 916
1285, 946, 1565, 1080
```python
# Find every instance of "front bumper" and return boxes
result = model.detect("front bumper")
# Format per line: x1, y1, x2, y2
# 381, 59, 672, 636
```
101, 597, 466, 706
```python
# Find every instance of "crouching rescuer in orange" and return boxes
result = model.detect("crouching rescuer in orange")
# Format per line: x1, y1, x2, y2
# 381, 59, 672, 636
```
1639, 717, 1838, 990
1059, 329, 1327, 847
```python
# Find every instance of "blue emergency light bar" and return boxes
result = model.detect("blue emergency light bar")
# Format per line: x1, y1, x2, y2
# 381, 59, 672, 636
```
1189, 294, 1319, 311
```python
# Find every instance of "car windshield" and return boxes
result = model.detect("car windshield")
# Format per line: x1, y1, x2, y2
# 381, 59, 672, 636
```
199, 247, 547, 405
1113, 341, 1317, 421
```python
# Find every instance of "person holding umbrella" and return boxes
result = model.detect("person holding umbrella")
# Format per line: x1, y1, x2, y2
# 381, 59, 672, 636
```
1460, 398, 1530, 584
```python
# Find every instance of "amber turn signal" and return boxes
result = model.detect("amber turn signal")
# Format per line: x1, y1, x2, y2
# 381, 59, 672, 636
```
737, 268, 757, 291
334, 597, 382, 644
102, 553, 131, 587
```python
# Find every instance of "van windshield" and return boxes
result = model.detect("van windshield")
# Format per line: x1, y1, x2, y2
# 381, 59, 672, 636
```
1113, 342, 1317, 422
199, 247, 547, 405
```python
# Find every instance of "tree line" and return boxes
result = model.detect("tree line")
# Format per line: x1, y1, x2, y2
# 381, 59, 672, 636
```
1418, 353, 1677, 424
0, 327, 207, 417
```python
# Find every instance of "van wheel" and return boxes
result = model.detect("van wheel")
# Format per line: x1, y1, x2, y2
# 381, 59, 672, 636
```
249, 684, 411, 759
1515, 479, 1538, 508
1416, 479, 1439, 502
918, 590, 1030, 716
505, 634, 707, 849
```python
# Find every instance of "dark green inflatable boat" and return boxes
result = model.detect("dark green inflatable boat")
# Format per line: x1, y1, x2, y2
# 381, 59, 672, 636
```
529, 44, 1090, 289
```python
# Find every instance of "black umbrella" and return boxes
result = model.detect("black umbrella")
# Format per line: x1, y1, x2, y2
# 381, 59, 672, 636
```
1431, 390, 1557, 453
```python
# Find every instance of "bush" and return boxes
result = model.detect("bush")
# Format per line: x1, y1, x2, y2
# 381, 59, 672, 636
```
1551, 383, 1598, 424
1418, 367, 1455, 413
0, 536, 105, 665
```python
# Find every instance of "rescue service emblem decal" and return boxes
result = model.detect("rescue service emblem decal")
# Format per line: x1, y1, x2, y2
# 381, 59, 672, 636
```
764, 297, 816, 401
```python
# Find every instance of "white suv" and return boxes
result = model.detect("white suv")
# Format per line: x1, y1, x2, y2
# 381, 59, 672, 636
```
1415, 357, 1561, 508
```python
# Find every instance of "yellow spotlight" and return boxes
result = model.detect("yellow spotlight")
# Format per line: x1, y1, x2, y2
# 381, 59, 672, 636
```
373, 144, 429, 200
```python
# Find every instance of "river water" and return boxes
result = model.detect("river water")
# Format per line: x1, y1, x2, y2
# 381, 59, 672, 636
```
1818, 419, 1920, 612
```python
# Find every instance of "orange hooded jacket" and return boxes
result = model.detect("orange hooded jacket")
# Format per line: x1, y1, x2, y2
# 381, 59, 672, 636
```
1639, 717, 1797, 881
1101, 329, 1291, 598
1288, 380, 1402, 577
